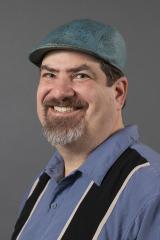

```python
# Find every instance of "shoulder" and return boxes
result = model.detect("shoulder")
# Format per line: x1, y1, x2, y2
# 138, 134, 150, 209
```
106, 142, 160, 239
131, 142, 160, 179
123, 142, 160, 202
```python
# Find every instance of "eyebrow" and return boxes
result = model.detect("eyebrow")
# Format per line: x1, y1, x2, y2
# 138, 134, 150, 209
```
40, 65, 58, 73
40, 64, 96, 76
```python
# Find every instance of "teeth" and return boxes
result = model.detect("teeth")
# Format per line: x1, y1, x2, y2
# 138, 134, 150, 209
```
54, 106, 74, 112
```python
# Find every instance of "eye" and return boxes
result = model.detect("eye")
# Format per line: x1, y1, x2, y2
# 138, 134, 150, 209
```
74, 73, 90, 80
41, 72, 55, 79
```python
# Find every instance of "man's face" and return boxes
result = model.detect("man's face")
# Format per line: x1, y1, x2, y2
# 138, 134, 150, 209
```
37, 50, 126, 146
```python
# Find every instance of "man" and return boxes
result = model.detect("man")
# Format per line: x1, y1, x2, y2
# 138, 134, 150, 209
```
11, 19, 160, 240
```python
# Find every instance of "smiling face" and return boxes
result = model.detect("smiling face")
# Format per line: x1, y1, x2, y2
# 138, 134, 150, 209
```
37, 50, 127, 146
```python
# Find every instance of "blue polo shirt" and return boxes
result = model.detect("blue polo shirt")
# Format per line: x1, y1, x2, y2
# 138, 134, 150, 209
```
15, 125, 160, 239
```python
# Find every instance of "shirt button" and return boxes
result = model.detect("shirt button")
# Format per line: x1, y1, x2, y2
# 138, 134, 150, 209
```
51, 202, 57, 209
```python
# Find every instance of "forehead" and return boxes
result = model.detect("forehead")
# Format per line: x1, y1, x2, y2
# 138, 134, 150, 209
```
41, 50, 101, 67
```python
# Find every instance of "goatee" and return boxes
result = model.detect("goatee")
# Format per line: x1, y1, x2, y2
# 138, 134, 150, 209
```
42, 96, 88, 145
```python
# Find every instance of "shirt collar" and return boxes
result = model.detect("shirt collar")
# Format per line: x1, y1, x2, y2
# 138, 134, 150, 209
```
45, 125, 139, 185
45, 151, 65, 182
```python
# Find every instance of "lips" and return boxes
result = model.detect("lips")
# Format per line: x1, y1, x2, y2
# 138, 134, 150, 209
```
48, 105, 83, 115
43, 97, 89, 114
54, 106, 75, 113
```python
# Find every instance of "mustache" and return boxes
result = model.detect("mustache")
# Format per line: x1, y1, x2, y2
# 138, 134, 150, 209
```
43, 97, 89, 109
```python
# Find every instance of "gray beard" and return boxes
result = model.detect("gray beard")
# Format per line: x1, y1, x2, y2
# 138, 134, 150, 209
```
42, 114, 85, 146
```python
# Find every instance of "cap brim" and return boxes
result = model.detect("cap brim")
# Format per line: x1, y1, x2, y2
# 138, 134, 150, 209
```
29, 45, 108, 68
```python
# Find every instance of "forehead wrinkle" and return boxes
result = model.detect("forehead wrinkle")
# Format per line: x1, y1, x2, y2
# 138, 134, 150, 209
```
40, 63, 96, 75
40, 65, 59, 73
66, 64, 94, 73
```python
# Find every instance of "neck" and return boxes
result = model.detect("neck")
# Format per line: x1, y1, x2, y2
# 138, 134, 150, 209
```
56, 136, 92, 176
56, 126, 124, 177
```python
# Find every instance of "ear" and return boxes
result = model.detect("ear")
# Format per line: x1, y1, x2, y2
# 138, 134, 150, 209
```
114, 77, 128, 110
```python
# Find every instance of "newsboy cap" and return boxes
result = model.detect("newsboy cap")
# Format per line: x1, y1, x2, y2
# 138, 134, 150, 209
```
29, 19, 127, 71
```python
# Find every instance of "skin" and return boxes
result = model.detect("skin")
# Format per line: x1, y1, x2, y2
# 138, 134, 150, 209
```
37, 50, 128, 176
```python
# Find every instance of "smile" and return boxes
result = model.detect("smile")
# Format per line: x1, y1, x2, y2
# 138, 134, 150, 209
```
54, 106, 75, 113
48, 105, 85, 116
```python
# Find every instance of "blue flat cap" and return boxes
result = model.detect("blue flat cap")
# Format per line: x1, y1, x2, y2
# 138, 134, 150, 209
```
29, 19, 127, 71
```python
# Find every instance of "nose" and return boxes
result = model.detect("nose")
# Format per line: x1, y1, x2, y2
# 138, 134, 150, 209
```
49, 75, 75, 100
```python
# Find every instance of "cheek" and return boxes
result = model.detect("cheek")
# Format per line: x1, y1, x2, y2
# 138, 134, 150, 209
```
37, 83, 44, 101
36, 87, 42, 111
75, 82, 98, 103
87, 88, 115, 119
36, 83, 49, 106
36, 85, 46, 118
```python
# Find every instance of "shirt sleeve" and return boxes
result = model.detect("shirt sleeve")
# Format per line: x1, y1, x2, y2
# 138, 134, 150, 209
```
124, 194, 160, 240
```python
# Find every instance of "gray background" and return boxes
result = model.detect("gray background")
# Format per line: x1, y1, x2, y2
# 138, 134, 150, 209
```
0, 0, 160, 239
